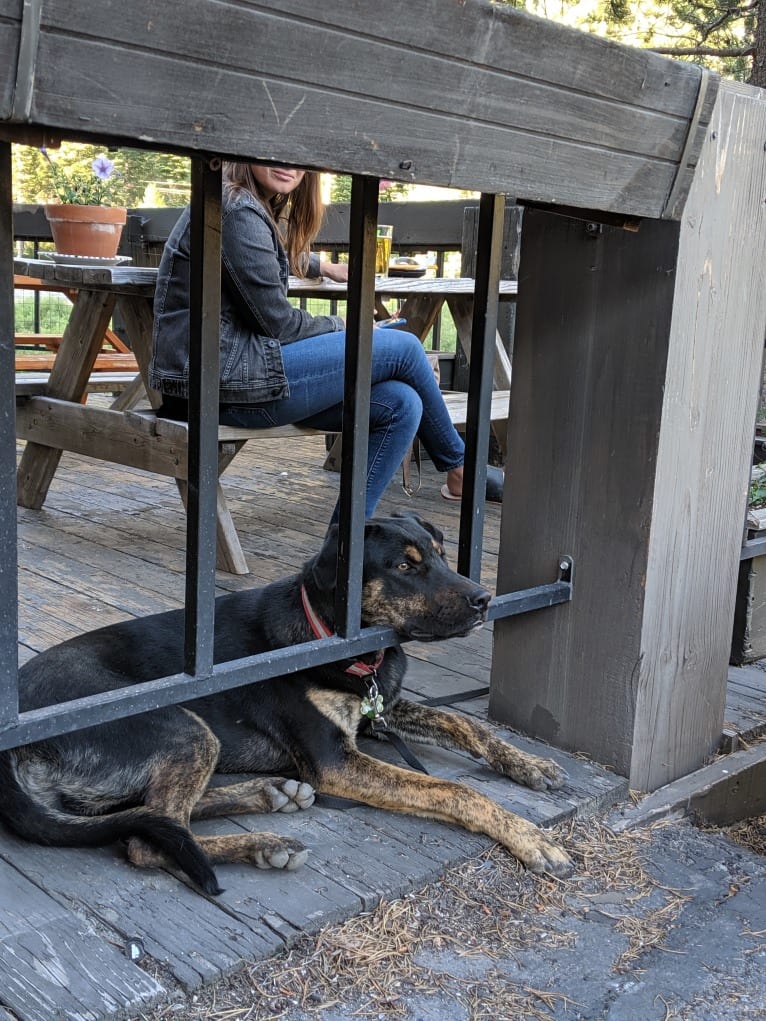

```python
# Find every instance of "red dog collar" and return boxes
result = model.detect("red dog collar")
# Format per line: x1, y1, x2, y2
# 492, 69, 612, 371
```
300, 584, 384, 678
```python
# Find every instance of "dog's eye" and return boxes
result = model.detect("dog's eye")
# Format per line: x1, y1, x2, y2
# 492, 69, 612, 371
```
397, 562, 411, 571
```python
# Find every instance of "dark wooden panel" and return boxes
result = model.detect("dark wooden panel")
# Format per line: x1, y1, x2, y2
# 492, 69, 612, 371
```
318, 202, 468, 249
41, 2, 692, 161
49, 0, 704, 116
489, 208, 680, 775
0, 21, 20, 122
24, 36, 678, 216
0, 0, 717, 218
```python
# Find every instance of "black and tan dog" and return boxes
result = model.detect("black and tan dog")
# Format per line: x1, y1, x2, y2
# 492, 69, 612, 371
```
0, 514, 571, 893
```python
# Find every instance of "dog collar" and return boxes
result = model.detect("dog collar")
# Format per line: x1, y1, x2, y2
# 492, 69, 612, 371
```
300, 584, 385, 678
300, 584, 387, 728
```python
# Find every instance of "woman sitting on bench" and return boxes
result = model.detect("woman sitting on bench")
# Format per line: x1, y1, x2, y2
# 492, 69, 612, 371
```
149, 160, 502, 521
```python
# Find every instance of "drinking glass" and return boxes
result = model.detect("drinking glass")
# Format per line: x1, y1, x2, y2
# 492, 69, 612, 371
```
375, 225, 393, 276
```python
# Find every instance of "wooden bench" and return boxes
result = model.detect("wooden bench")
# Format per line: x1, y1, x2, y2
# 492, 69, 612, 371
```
14, 372, 140, 397
14, 274, 140, 376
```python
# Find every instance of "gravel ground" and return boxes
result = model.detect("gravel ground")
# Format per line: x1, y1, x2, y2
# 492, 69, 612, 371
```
127, 814, 766, 1021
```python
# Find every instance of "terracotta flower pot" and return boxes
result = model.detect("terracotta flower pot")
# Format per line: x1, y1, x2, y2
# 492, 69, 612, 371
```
44, 204, 127, 260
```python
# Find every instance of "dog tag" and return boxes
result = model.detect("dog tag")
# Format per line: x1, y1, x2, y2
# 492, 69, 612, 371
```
360, 674, 386, 728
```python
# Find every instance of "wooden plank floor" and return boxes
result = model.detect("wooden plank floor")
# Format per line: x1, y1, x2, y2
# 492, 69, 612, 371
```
5, 429, 758, 1020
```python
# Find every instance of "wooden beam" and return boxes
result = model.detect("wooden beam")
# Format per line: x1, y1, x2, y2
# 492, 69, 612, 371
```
490, 81, 766, 791
1, 0, 717, 218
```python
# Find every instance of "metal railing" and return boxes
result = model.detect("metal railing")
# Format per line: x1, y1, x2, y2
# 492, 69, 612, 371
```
0, 149, 573, 752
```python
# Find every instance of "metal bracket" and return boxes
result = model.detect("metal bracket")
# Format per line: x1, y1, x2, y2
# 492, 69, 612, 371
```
486, 555, 575, 623
557, 554, 574, 585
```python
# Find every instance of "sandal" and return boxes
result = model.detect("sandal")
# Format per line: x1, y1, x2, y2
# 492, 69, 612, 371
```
441, 466, 504, 504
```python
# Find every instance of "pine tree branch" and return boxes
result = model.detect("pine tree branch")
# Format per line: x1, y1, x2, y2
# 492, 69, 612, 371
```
648, 45, 756, 57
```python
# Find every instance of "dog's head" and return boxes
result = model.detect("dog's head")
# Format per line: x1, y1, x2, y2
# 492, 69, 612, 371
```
309, 513, 491, 641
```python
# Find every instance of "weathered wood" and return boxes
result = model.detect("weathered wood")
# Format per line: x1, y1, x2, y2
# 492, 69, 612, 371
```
0, 855, 164, 1020
0, 833, 283, 992
1, 0, 716, 218
609, 740, 766, 831
15, 288, 117, 508
446, 296, 512, 391
14, 371, 138, 396
731, 556, 766, 665
491, 80, 766, 791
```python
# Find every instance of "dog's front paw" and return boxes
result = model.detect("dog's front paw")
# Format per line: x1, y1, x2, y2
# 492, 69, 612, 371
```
485, 738, 567, 792
520, 831, 573, 878
503, 818, 573, 878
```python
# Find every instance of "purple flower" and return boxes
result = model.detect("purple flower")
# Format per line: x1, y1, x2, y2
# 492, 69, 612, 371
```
91, 154, 115, 181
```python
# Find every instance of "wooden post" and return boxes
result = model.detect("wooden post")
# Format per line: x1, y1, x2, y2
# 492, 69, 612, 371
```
490, 81, 766, 791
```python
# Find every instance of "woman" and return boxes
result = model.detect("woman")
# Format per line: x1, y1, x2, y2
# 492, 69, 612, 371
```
149, 161, 502, 521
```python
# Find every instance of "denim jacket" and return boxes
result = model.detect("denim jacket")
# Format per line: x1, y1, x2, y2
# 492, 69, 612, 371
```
149, 190, 344, 403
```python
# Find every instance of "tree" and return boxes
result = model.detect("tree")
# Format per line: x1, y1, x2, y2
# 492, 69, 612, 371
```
507, 1, 764, 84
12, 142, 191, 207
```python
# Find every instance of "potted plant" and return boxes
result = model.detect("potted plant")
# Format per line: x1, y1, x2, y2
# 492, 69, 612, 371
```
41, 147, 127, 260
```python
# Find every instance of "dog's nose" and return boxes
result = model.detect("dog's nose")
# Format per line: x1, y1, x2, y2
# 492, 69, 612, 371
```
468, 589, 491, 613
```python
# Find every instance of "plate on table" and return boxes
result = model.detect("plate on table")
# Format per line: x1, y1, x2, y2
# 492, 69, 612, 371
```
387, 257, 426, 278
42, 252, 133, 267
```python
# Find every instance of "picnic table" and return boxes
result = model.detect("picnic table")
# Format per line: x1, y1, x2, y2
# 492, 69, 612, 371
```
13, 257, 515, 574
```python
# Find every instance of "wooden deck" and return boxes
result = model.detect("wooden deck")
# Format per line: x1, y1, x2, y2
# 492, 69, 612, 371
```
3, 426, 763, 1020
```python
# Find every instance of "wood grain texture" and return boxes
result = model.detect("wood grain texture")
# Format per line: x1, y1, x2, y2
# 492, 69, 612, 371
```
0, 856, 163, 1020
1, 0, 715, 217
631, 80, 766, 790
491, 80, 766, 791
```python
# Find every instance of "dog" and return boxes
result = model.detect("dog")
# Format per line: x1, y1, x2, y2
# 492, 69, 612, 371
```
0, 513, 571, 893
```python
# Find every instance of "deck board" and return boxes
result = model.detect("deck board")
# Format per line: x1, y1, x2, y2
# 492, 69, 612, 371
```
6, 430, 758, 1018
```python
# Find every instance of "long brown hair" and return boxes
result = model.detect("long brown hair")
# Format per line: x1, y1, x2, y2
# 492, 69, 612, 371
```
222, 162, 323, 278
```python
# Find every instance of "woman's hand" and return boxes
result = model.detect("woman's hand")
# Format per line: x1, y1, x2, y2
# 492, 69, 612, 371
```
320, 260, 349, 283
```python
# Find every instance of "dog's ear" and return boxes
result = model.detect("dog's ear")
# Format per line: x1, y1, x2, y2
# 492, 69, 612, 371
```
392, 510, 444, 545
309, 525, 339, 590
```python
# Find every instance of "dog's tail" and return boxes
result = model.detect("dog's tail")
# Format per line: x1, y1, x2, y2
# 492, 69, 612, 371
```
0, 758, 221, 895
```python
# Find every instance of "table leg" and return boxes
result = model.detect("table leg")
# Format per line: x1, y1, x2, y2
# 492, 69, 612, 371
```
446, 294, 512, 390
117, 295, 250, 575
395, 294, 444, 343
116, 296, 160, 409
17, 290, 117, 510
446, 294, 512, 458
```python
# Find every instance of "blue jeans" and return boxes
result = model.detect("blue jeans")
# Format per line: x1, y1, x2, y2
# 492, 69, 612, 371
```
219, 329, 465, 519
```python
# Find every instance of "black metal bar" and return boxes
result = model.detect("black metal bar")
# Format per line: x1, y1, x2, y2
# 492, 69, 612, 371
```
0, 627, 400, 751
457, 193, 505, 580
487, 581, 571, 621
432, 251, 445, 350
0, 140, 19, 731
0, 557, 573, 752
184, 156, 222, 676
335, 176, 378, 638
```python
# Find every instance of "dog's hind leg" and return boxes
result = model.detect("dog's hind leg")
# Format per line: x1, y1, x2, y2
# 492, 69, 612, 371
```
193, 831, 309, 870
128, 731, 310, 873
318, 750, 572, 877
126, 714, 221, 875
192, 777, 315, 818
386, 700, 566, 792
